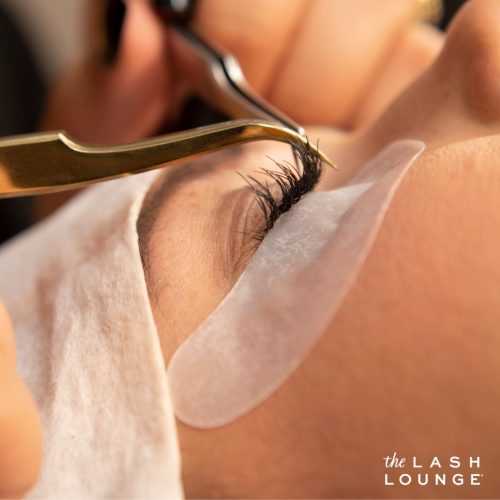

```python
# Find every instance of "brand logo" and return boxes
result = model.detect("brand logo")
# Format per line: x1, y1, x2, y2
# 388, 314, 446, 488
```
383, 452, 482, 487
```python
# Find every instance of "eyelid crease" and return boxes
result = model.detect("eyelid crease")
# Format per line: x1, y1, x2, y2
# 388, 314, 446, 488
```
213, 187, 261, 282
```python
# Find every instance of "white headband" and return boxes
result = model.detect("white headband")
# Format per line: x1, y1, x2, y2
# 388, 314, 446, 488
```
0, 172, 183, 498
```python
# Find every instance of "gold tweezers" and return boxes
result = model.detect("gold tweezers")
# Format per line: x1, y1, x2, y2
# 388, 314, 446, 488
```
0, 24, 333, 199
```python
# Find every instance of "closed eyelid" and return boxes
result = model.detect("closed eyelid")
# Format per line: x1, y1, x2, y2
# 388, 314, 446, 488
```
239, 142, 324, 242
139, 145, 324, 373
137, 149, 244, 270
138, 143, 322, 289
212, 186, 265, 279
213, 145, 325, 279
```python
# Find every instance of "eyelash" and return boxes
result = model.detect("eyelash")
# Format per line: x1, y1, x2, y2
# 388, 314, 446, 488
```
242, 141, 324, 243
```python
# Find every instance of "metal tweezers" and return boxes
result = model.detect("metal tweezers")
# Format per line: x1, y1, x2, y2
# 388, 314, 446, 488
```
0, 22, 334, 198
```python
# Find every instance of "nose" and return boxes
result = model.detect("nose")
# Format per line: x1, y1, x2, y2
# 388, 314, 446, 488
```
355, 0, 500, 154
438, 0, 500, 123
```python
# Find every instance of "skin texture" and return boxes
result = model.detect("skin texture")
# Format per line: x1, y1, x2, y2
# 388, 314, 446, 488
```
138, 1, 500, 497
5, 0, 499, 497
156, 136, 500, 499
5, 1, 443, 494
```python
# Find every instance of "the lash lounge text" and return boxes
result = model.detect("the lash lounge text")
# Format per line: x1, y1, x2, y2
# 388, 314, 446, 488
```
383, 452, 482, 487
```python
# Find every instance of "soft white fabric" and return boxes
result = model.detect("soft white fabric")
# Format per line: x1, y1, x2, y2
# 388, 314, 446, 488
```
168, 140, 426, 429
0, 173, 183, 499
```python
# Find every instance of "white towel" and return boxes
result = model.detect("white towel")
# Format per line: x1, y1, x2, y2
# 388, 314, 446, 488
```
0, 172, 183, 499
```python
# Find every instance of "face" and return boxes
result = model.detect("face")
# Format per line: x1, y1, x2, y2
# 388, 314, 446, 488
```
139, 1, 500, 497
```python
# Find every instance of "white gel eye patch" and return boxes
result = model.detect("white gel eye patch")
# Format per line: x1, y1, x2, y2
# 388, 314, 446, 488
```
167, 140, 426, 428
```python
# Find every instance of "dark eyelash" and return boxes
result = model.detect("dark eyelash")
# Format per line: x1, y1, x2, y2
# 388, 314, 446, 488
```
241, 140, 324, 243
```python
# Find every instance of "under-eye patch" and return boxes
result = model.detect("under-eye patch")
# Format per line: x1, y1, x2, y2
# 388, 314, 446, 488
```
167, 140, 426, 429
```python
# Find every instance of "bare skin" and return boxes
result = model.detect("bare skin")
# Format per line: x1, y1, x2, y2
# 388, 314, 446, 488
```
140, 1, 500, 497
0, 303, 42, 498
0, 0, 458, 496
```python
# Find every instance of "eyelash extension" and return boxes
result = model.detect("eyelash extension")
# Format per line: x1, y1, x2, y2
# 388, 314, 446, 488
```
242, 140, 324, 243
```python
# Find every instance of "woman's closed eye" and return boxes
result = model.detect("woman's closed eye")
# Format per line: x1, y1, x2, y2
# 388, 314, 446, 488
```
242, 143, 324, 244
138, 141, 325, 355
224, 143, 324, 275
